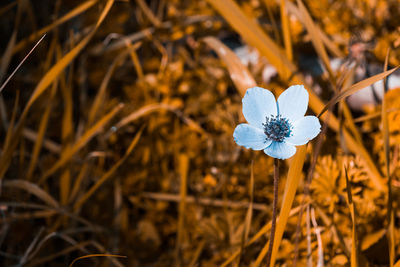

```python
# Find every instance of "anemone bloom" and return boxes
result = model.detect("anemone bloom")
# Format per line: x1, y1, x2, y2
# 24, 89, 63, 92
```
233, 85, 321, 159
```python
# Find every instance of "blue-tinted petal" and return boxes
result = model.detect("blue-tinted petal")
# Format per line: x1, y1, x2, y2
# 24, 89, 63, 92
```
242, 87, 277, 128
285, 116, 321, 146
263, 141, 296, 159
233, 123, 271, 150
277, 85, 308, 122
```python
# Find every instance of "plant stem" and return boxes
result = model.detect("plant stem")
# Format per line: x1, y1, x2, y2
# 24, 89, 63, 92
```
266, 158, 279, 267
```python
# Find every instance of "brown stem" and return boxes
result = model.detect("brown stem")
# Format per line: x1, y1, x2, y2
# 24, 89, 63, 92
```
266, 158, 279, 267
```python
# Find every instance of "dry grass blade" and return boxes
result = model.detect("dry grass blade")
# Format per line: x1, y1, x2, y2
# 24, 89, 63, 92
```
0, 1, 17, 17
1, 202, 95, 227
283, 0, 343, 58
139, 192, 268, 211
318, 67, 399, 117
11, 0, 98, 56
26, 82, 58, 180
114, 103, 204, 135
205, 0, 297, 81
68, 254, 127, 267
311, 208, 324, 267
0, 31, 17, 83
73, 127, 143, 211
28, 241, 92, 267
237, 161, 255, 265
1, 210, 57, 224
175, 154, 189, 265
2, 180, 59, 208
353, 108, 400, 123
0, 34, 46, 94
280, 0, 293, 61
88, 48, 132, 126
125, 41, 144, 80
316, 204, 351, 257
69, 163, 90, 204
202, 36, 256, 96
382, 50, 395, 267
344, 166, 359, 267
59, 56, 74, 206
88, 40, 142, 126
189, 240, 205, 267
114, 104, 177, 128
22, 128, 61, 154
297, 0, 334, 79
342, 104, 363, 145
40, 103, 123, 184
306, 205, 312, 267
255, 146, 307, 267
243, 162, 254, 247
2, 91, 19, 155
19, 228, 45, 266
135, 0, 162, 27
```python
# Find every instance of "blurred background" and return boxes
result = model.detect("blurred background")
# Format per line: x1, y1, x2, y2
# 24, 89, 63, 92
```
0, 0, 400, 266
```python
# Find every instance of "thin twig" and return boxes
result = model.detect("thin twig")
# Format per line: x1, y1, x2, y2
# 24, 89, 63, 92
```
0, 34, 46, 93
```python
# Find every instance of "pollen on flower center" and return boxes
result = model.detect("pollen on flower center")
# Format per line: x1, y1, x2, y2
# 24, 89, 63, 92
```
262, 115, 292, 142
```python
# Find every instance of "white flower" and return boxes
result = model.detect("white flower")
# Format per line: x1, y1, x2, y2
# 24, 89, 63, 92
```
233, 85, 321, 159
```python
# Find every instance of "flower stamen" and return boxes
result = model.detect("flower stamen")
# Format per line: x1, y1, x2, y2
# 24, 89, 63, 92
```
263, 115, 292, 142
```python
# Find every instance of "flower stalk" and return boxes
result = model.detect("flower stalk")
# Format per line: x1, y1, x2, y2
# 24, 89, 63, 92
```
266, 158, 279, 267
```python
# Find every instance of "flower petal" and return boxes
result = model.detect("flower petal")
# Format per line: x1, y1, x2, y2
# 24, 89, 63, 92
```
242, 87, 277, 128
233, 123, 271, 150
277, 85, 308, 122
285, 116, 321, 146
264, 141, 296, 159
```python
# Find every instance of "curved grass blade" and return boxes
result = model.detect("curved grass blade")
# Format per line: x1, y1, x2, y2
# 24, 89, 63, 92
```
88, 48, 131, 126
205, 0, 297, 81
2, 180, 59, 208
26, 81, 58, 180
69, 254, 126, 267
318, 66, 399, 117
114, 103, 205, 135
202, 36, 256, 96
297, 0, 334, 80
40, 103, 123, 184
73, 127, 143, 211
0, 31, 17, 84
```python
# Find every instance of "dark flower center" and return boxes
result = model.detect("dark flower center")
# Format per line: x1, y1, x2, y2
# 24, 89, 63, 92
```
262, 115, 292, 142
